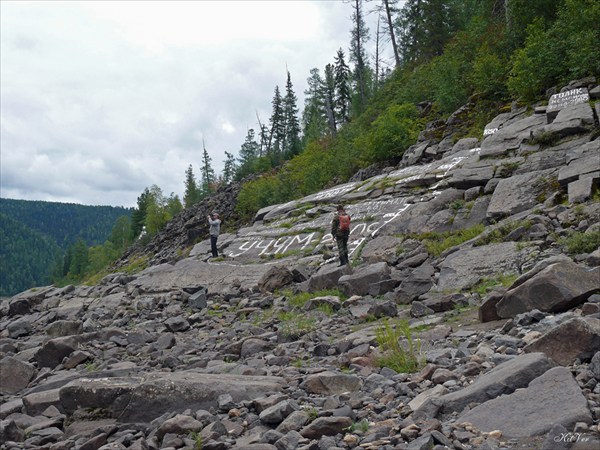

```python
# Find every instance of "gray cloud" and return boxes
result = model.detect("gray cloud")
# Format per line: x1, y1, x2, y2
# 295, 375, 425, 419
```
1, 1, 388, 207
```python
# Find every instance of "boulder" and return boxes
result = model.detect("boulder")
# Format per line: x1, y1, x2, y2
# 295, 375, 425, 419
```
258, 266, 295, 293
569, 177, 596, 203
480, 114, 546, 158
459, 367, 591, 438
496, 261, 600, 318
437, 242, 522, 292
436, 352, 554, 415
300, 416, 353, 439
486, 169, 555, 219
0, 357, 36, 394
60, 372, 284, 423
34, 337, 78, 369
45, 320, 83, 338
338, 262, 391, 297
300, 372, 362, 395
558, 139, 600, 185
360, 235, 403, 264
524, 317, 600, 365
396, 263, 434, 303
307, 264, 352, 292
543, 102, 595, 137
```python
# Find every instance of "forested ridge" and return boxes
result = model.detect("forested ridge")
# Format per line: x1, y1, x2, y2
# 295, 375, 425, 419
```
0, 198, 132, 297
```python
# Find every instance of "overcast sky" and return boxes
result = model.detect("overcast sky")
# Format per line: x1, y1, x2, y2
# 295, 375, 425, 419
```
1, 1, 395, 208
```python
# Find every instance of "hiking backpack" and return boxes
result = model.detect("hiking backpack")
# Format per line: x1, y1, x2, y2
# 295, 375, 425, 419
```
339, 213, 351, 232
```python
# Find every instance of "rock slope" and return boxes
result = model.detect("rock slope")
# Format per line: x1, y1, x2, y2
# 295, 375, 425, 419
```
1, 79, 600, 450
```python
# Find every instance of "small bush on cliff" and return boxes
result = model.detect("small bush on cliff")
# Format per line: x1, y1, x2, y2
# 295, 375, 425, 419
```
375, 319, 423, 373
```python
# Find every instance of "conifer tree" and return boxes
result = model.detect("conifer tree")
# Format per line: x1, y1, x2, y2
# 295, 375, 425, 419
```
267, 85, 285, 160
282, 71, 302, 157
302, 68, 328, 143
334, 49, 352, 125
350, 0, 371, 115
199, 141, 216, 198
323, 64, 338, 136
222, 151, 237, 184
183, 164, 200, 208
131, 187, 151, 239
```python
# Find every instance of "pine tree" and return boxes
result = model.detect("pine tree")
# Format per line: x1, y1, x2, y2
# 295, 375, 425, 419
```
334, 49, 352, 125
268, 85, 285, 161
302, 68, 328, 143
199, 141, 216, 198
323, 64, 337, 136
282, 71, 302, 157
183, 164, 200, 208
222, 151, 237, 184
397, 0, 455, 64
381, 0, 401, 67
349, 0, 372, 116
131, 187, 151, 239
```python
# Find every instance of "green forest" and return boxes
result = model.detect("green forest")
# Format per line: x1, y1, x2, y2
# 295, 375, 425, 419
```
0, 199, 132, 296
3, 0, 599, 297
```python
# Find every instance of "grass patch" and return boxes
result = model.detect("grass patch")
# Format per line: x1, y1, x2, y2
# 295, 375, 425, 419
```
470, 273, 518, 295
375, 319, 424, 374
278, 311, 316, 337
415, 224, 485, 257
559, 230, 600, 255
474, 220, 532, 246
280, 288, 346, 308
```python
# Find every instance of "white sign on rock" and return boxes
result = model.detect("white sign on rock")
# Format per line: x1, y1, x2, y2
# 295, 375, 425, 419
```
547, 88, 590, 121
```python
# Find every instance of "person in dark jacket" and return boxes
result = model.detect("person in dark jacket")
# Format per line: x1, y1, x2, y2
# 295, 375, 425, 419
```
207, 212, 221, 257
331, 204, 350, 266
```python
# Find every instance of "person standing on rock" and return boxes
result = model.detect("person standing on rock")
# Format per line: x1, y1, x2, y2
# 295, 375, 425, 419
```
331, 204, 351, 266
207, 212, 221, 258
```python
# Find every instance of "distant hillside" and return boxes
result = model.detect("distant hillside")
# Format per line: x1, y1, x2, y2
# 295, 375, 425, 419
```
0, 198, 133, 296
0, 198, 133, 249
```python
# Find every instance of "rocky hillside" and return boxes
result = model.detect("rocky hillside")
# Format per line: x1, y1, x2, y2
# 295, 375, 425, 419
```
1, 79, 600, 450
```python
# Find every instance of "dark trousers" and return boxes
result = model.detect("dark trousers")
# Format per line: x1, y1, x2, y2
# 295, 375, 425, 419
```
210, 235, 219, 257
336, 233, 349, 265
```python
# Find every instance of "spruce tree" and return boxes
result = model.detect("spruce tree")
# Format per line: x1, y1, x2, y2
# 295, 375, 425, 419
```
350, 0, 371, 115
282, 71, 301, 157
323, 64, 338, 136
334, 49, 352, 125
302, 68, 328, 143
268, 85, 285, 161
183, 164, 200, 208
222, 151, 237, 184
199, 142, 216, 198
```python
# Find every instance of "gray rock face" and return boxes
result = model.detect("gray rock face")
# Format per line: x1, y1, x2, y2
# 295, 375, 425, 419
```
360, 235, 403, 264
496, 261, 600, 318
459, 367, 591, 438
437, 352, 554, 415
486, 169, 555, 218
480, 114, 546, 158
524, 317, 600, 365
436, 242, 522, 292
544, 102, 595, 137
60, 372, 284, 423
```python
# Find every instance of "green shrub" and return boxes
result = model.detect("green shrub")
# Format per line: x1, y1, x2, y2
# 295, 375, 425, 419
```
375, 319, 423, 373
560, 231, 600, 254
474, 220, 532, 246
416, 224, 485, 257
355, 103, 420, 163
